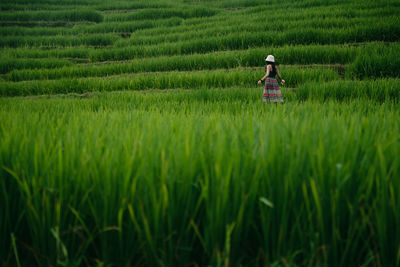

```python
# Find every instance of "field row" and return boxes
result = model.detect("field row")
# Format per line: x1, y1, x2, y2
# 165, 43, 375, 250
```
0, 43, 363, 69
0, 2, 398, 37
2, 0, 398, 10
2, 22, 399, 49
1, 16, 398, 53
133, 4, 398, 38
2, 41, 396, 61
2, 44, 356, 77
0, 6, 218, 25
0, 68, 339, 96
2, 43, 399, 82
118, 17, 390, 47
1, 96, 399, 266
0, 1, 172, 11
2, 72, 399, 102
1, 0, 396, 25
0, 17, 183, 36
2, 15, 390, 39
0, 0, 370, 11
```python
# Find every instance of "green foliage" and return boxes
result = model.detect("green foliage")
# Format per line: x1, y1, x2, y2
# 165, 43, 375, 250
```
105, 7, 218, 22
1, 47, 90, 60
0, 18, 183, 36
7, 46, 356, 81
0, 10, 103, 23
88, 25, 400, 61
0, 58, 74, 74
296, 79, 400, 102
1, 0, 400, 265
346, 44, 400, 79
0, 34, 120, 48
1, 68, 339, 96
1, 95, 399, 266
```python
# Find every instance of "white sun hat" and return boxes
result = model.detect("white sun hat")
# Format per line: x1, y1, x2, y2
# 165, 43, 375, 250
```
265, 55, 275, 62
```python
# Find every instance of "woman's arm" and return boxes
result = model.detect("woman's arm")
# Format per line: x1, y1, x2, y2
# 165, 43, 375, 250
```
257, 65, 270, 85
276, 66, 285, 85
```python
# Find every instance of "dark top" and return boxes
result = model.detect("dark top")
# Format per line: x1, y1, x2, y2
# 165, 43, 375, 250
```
267, 65, 277, 78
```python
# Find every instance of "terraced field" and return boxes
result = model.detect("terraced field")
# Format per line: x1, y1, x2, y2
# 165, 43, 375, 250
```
1, 0, 400, 266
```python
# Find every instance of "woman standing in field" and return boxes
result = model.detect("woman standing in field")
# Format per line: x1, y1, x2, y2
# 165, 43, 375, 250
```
257, 55, 285, 103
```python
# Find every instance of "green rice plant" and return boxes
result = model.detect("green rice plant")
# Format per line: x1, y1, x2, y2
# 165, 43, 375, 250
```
1, 0, 96, 4
0, 2, 99, 11
0, 18, 176, 37
0, 34, 120, 48
0, 20, 177, 37
0, 68, 339, 96
119, 16, 391, 48
105, 7, 218, 22
9, 53, 243, 81
4, 40, 383, 65
72, 17, 183, 34
244, 2, 399, 21
0, 58, 74, 74
89, 22, 400, 61
0, 26, 70, 37
0, 3, 60, 11
0, 10, 103, 23
296, 79, 400, 102
0, 95, 399, 266
1, 0, 400, 265
0, 21, 76, 28
130, 14, 247, 37
94, 1, 173, 11
8, 45, 356, 81
346, 44, 400, 79
1, 47, 90, 60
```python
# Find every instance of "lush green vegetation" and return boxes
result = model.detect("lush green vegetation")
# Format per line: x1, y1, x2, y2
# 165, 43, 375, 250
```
1, 0, 400, 266
1, 68, 340, 96
1, 93, 400, 266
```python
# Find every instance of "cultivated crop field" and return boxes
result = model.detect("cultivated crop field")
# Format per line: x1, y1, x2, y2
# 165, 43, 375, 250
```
1, 0, 400, 266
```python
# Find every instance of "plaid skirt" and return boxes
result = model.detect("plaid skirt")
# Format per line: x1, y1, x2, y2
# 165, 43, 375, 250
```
263, 78, 283, 103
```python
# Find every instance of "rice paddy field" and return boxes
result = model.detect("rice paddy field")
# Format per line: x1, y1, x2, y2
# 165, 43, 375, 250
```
1, 0, 400, 266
